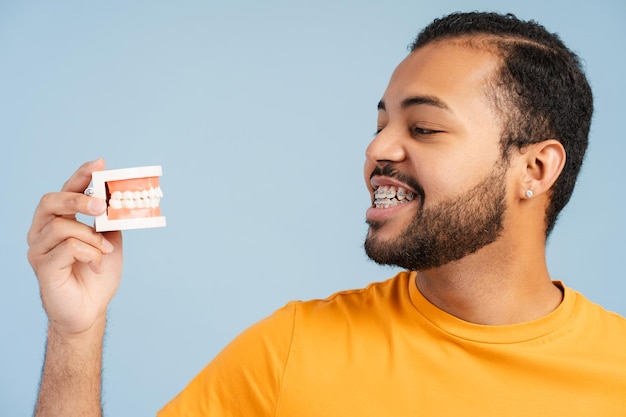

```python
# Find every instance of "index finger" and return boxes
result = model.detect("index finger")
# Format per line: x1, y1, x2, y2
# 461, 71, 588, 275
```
28, 192, 107, 244
27, 159, 107, 241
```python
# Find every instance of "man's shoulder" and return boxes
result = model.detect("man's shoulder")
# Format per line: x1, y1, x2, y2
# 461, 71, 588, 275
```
295, 270, 412, 310
568, 286, 626, 339
267, 271, 418, 336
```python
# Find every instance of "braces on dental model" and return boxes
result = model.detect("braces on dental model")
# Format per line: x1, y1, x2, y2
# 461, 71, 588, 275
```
86, 165, 167, 231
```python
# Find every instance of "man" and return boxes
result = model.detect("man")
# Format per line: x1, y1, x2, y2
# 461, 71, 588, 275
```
28, 11, 626, 416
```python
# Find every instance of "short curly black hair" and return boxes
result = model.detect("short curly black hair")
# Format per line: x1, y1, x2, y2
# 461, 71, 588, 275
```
411, 12, 593, 236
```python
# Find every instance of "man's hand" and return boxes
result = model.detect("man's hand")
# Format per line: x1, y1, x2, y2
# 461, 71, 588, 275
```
28, 159, 124, 416
27, 158, 123, 336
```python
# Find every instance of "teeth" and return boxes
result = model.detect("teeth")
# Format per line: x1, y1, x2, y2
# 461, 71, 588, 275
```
373, 185, 415, 208
123, 198, 136, 209
108, 186, 163, 210
110, 198, 123, 209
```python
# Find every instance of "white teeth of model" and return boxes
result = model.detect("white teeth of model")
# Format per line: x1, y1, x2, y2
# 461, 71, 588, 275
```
110, 198, 123, 209
386, 188, 396, 199
375, 186, 386, 197
106, 186, 163, 210
122, 198, 136, 209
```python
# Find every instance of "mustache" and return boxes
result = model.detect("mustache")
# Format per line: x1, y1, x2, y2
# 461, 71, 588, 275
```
370, 163, 425, 200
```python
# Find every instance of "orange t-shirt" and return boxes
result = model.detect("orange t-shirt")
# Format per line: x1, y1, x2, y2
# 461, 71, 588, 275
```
158, 271, 626, 416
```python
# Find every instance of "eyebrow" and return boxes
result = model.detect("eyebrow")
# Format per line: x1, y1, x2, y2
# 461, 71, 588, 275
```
377, 95, 452, 112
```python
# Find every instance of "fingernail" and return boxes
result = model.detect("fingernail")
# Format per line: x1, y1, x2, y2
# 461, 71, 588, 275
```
88, 198, 106, 214
101, 237, 114, 253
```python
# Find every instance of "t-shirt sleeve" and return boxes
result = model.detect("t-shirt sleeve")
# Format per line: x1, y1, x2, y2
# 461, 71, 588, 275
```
157, 302, 297, 417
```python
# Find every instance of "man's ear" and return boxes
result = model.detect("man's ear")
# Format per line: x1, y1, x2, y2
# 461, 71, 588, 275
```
519, 140, 566, 199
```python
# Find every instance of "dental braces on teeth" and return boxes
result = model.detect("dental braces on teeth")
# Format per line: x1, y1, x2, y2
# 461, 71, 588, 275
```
373, 186, 415, 208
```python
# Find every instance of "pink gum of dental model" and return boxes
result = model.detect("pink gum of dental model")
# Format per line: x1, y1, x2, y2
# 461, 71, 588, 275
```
89, 165, 166, 231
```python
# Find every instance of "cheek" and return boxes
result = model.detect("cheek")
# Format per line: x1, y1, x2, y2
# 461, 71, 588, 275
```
416, 150, 497, 201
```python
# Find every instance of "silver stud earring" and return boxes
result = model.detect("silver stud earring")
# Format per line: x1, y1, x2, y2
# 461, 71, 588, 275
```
525, 190, 534, 198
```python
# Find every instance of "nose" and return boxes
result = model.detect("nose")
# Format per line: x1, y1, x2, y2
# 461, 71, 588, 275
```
365, 127, 407, 165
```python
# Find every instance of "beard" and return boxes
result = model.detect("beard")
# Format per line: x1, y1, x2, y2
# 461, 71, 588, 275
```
364, 161, 508, 271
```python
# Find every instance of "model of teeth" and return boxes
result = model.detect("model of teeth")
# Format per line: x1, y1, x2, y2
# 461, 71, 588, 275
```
373, 185, 415, 208
90, 165, 167, 231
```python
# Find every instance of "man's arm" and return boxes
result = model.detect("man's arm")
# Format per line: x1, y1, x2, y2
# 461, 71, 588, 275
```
27, 159, 123, 417
35, 320, 105, 416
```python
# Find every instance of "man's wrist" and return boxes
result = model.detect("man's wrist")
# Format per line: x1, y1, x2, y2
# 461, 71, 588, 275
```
47, 314, 107, 346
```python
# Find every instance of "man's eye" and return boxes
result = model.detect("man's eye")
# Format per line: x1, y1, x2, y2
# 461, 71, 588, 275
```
410, 126, 439, 136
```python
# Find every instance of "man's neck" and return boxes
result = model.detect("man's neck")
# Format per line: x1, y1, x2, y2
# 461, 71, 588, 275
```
414, 239, 563, 325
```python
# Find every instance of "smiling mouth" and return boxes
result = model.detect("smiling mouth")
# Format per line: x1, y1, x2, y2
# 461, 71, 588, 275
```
373, 185, 416, 208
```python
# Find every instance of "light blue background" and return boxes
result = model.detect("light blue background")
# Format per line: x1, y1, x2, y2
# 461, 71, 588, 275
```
2, 0, 624, 415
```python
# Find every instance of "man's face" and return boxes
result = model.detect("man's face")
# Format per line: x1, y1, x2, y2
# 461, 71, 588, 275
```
363, 41, 511, 270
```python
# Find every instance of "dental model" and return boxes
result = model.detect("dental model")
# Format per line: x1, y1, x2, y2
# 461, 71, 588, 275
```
87, 165, 166, 231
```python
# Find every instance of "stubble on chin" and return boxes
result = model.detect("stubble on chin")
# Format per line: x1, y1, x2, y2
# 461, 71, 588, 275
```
364, 164, 507, 271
